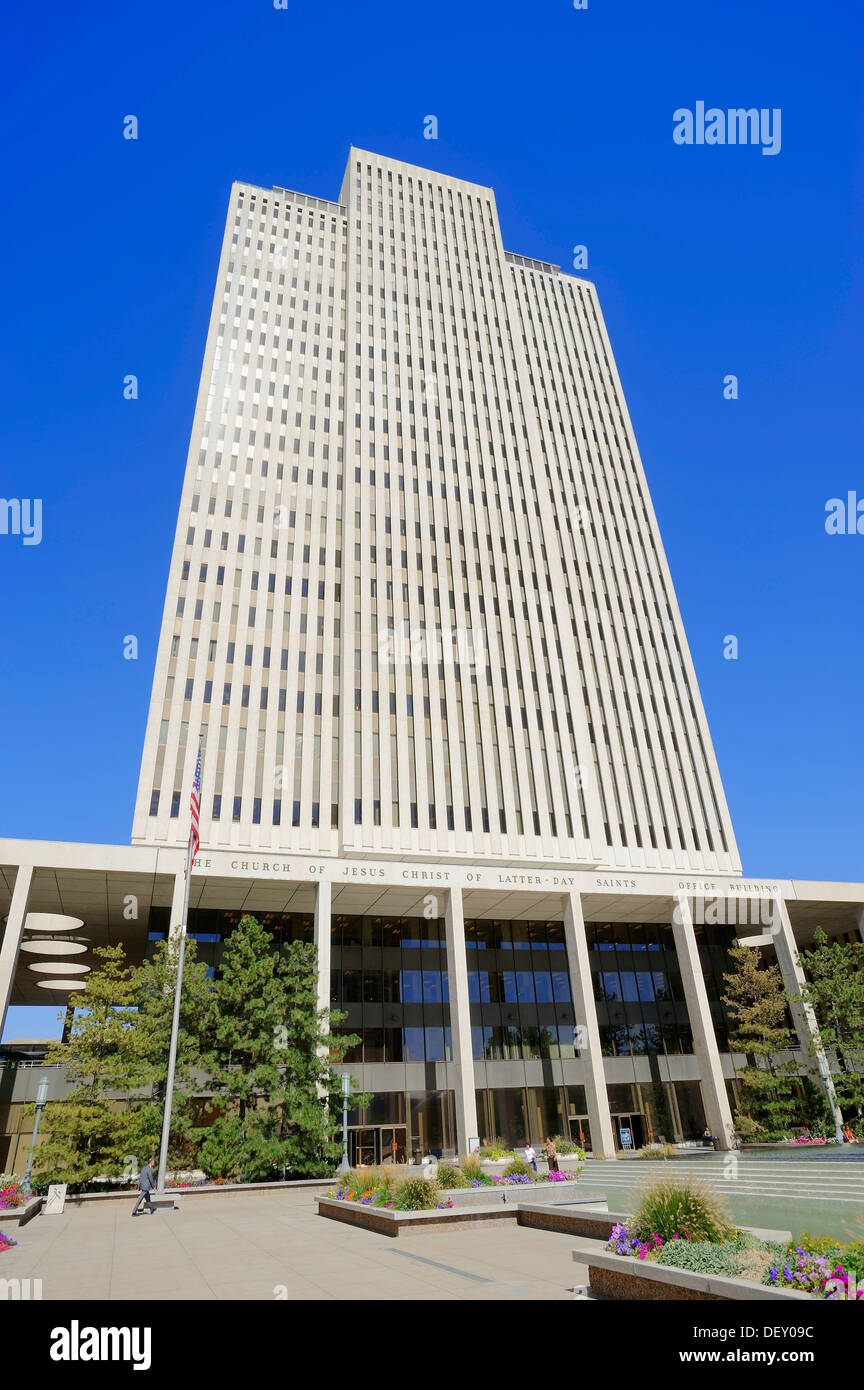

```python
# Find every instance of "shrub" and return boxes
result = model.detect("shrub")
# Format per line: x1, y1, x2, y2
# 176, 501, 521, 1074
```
393, 1177, 440, 1211
737, 1247, 779, 1282
656, 1240, 743, 1277
342, 1168, 377, 1199
459, 1154, 485, 1182
731, 1228, 759, 1252
549, 1136, 583, 1156
337, 1167, 399, 1205
478, 1136, 509, 1155
637, 1143, 677, 1160
502, 1156, 531, 1178
631, 1175, 735, 1244
436, 1163, 467, 1189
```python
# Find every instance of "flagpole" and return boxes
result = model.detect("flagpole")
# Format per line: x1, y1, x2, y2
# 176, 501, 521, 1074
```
156, 744, 201, 1194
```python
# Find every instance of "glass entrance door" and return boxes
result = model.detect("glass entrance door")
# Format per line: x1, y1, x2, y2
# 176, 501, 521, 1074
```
615, 1113, 644, 1151
349, 1127, 379, 1167
382, 1126, 406, 1164
348, 1125, 408, 1167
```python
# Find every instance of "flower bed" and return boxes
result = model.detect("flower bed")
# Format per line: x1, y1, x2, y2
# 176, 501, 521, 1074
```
327, 1167, 582, 1212
576, 1246, 815, 1302
0, 1178, 27, 1212
0, 1229, 18, 1252
603, 1222, 864, 1300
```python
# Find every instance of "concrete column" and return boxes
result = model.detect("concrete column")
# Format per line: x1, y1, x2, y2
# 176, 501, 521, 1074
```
771, 895, 844, 1135
672, 894, 736, 1150
443, 886, 479, 1157
0, 864, 34, 1041
856, 905, 864, 945
562, 892, 616, 1158
313, 878, 332, 1020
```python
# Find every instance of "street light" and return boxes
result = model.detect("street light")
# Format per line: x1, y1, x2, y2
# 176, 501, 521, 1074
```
340, 1072, 351, 1174
23, 1078, 50, 1198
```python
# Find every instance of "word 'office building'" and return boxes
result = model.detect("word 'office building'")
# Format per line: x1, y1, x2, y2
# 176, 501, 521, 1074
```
3, 150, 860, 1172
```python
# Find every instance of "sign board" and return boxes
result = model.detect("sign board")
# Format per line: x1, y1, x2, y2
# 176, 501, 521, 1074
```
619, 1128, 633, 1150
468, 1137, 480, 1153
44, 1183, 67, 1215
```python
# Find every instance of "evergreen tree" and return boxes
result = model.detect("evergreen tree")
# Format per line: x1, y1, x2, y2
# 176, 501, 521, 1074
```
722, 941, 802, 1138
33, 946, 153, 1186
267, 938, 365, 1177
794, 928, 864, 1118
198, 914, 364, 1181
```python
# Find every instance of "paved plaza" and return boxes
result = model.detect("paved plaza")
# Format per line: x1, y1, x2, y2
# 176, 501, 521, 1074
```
2, 1193, 597, 1301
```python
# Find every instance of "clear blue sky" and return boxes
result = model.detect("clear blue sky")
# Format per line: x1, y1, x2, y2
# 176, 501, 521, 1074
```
1, 1, 862, 1039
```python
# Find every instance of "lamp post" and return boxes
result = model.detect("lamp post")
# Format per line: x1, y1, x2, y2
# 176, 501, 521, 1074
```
340, 1072, 351, 1173
23, 1078, 50, 1198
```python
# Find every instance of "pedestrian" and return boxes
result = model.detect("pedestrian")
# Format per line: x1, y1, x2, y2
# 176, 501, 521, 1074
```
545, 1136, 559, 1172
843, 1123, 856, 1144
132, 1157, 157, 1216
524, 1140, 537, 1173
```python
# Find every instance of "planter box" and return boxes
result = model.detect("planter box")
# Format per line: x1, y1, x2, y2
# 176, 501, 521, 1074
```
318, 1195, 518, 1237
478, 1158, 510, 1176
0, 1196, 43, 1227
317, 1188, 610, 1237
555, 1154, 583, 1172
574, 1247, 814, 1303
445, 1179, 583, 1207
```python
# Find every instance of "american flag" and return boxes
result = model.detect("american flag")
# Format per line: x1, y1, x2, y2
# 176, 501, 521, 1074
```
188, 744, 201, 869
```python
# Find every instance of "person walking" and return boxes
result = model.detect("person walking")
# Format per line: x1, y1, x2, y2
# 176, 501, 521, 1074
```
524, 1141, 537, 1173
545, 1136, 559, 1172
132, 1157, 157, 1216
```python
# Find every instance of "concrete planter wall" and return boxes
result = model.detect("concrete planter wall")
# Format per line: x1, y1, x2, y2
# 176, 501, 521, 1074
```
446, 1180, 582, 1207
62, 1178, 335, 1206
1, 1196, 43, 1227
555, 1154, 583, 1172
478, 1158, 510, 1175
574, 1247, 814, 1303
317, 1189, 611, 1237
318, 1195, 517, 1237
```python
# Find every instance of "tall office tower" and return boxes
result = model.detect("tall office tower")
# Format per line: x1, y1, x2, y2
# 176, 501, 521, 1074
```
133, 148, 740, 876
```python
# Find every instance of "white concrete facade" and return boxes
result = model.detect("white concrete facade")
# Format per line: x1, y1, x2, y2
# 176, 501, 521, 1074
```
131, 148, 739, 876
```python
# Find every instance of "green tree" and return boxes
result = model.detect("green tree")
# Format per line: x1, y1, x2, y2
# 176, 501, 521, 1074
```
794, 928, 864, 1119
33, 946, 153, 1186
198, 914, 364, 1181
267, 938, 366, 1177
722, 941, 803, 1139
